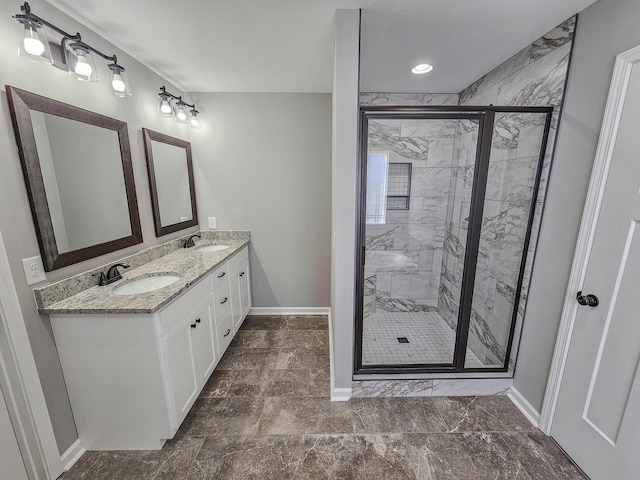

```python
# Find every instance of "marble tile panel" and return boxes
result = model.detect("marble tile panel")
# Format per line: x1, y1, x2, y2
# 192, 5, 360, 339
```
216, 347, 280, 370
187, 435, 304, 479
352, 397, 448, 434
59, 450, 165, 480
431, 379, 512, 397
460, 82, 499, 106
460, 432, 533, 479
366, 224, 395, 250
360, 92, 434, 106
422, 196, 449, 224
400, 119, 457, 139
369, 123, 430, 161
180, 397, 263, 436
391, 273, 439, 301
364, 274, 377, 318
418, 248, 436, 271
152, 435, 207, 480
427, 137, 455, 168
229, 330, 326, 349
411, 167, 452, 197
431, 93, 459, 106
352, 380, 434, 398
403, 433, 479, 480
257, 397, 357, 435
497, 43, 571, 107
309, 368, 330, 397
469, 309, 506, 364
365, 250, 419, 274
394, 223, 446, 253
437, 396, 535, 433
529, 16, 576, 62
275, 347, 329, 370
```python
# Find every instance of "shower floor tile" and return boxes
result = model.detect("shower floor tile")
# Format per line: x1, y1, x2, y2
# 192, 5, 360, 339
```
362, 310, 483, 366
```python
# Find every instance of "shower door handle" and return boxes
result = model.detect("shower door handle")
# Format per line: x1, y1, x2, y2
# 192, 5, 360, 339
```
576, 291, 599, 307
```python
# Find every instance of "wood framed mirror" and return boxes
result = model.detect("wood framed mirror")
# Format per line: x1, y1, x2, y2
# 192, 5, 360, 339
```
5, 86, 143, 271
142, 128, 198, 237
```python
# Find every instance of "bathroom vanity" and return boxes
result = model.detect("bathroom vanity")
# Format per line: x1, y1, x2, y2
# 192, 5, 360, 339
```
36, 234, 251, 450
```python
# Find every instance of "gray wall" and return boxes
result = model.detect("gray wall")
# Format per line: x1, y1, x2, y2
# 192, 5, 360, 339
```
514, 0, 640, 411
189, 93, 332, 309
0, 0, 195, 453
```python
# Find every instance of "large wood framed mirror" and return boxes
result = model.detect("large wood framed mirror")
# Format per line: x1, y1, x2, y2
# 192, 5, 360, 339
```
142, 128, 198, 237
5, 86, 143, 271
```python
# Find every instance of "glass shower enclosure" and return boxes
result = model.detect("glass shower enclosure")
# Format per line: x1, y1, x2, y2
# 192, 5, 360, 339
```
355, 106, 553, 374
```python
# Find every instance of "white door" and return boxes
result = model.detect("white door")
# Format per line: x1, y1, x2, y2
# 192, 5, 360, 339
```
550, 50, 640, 479
0, 382, 29, 480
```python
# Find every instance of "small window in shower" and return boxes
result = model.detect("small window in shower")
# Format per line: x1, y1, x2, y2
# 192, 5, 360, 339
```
366, 151, 388, 224
386, 162, 411, 210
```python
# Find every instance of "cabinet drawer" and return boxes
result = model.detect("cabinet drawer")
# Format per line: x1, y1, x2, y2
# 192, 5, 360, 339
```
210, 263, 229, 290
159, 276, 211, 335
228, 246, 249, 273
212, 279, 232, 325
216, 313, 234, 356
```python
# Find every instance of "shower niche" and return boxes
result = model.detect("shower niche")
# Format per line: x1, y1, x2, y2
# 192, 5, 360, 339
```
355, 106, 553, 375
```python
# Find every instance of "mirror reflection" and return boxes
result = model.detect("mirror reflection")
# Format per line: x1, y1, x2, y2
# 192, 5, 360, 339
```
142, 129, 197, 236
31, 112, 132, 253
6, 86, 143, 271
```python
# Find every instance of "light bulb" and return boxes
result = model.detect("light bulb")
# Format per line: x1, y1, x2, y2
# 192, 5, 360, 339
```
74, 54, 93, 77
23, 27, 44, 56
176, 107, 187, 122
160, 100, 172, 114
411, 63, 434, 74
190, 116, 199, 128
111, 73, 126, 93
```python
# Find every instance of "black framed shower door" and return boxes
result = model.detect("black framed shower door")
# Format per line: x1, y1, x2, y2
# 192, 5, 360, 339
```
355, 105, 553, 375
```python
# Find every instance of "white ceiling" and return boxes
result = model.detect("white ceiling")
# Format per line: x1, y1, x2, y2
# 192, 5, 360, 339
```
46, 0, 597, 94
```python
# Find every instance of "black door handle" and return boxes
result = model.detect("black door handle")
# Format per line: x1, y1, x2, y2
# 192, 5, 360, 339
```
577, 291, 599, 307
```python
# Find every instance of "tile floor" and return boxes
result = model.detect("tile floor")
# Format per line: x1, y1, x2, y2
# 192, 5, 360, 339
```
363, 310, 484, 367
60, 315, 587, 480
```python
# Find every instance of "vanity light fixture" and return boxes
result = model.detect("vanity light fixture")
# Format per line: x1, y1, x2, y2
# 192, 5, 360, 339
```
157, 86, 201, 129
13, 2, 132, 96
411, 63, 434, 74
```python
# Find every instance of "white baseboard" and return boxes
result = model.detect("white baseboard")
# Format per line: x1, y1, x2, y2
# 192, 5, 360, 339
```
60, 438, 85, 471
508, 387, 541, 428
249, 307, 331, 315
331, 388, 352, 402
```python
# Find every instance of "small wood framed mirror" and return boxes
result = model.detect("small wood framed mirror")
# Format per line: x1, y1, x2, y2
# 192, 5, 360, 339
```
142, 128, 198, 237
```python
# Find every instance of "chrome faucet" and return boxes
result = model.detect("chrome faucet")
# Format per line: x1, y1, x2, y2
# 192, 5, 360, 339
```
183, 234, 201, 248
97, 263, 129, 286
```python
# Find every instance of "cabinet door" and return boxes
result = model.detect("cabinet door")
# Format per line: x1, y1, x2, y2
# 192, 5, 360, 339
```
162, 319, 198, 427
231, 269, 242, 331
238, 259, 252, 322
190, 299, 217, 386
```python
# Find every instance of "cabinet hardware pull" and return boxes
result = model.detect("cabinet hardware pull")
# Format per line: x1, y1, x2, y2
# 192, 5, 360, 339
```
239, 272, 245, 277
221, 297, 228, 304
218, 272, 226, 278
223, 329, 231, 337
196, 318, 201, 324
191, 323, 197, 329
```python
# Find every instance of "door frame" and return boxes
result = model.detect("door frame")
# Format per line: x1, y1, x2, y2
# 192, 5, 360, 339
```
539, 44, 640, 434
0, 228, 63, 479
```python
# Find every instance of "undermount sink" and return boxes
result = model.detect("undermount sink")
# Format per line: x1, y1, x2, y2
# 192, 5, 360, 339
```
113, 274, 181, 295
197, 245, 230, 253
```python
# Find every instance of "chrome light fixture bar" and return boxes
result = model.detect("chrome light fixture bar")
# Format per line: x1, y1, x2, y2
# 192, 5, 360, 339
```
13, 2, 131, 96
157, 86, 200, 129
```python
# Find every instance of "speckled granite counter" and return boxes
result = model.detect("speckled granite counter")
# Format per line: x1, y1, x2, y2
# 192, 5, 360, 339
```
35, 231, 249, 315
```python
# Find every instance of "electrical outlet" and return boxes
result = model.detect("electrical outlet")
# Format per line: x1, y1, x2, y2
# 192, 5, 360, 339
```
22, 255, 46, 286
208, 216, 217, 229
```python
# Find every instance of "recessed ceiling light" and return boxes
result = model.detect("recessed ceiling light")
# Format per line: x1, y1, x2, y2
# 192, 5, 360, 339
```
411, 63, 434, 75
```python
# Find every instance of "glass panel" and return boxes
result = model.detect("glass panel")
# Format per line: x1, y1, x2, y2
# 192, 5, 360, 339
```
362, 117, 480, 366
465, 112, 547, 368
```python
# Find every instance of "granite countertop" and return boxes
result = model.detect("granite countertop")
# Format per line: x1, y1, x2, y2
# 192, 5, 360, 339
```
39, 239, 249, 315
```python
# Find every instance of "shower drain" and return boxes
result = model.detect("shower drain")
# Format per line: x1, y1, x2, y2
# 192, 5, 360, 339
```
397, 337, 410, 344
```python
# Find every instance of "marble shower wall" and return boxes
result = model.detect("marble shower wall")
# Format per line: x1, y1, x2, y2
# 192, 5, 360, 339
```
440, 17, 577, 369
362, 94, 458, 314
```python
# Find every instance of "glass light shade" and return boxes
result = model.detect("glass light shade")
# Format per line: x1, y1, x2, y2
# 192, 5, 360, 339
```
108, 64, 131, 97
175, 102, 188, 123
67, 43, 98, 82
15, 20, 53, 63
411, 63, 434, 74
158, 94, 174, 117
189, 110, 201, 130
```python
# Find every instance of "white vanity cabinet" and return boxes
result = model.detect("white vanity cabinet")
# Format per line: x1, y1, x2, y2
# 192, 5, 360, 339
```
49, 248, 251, 451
